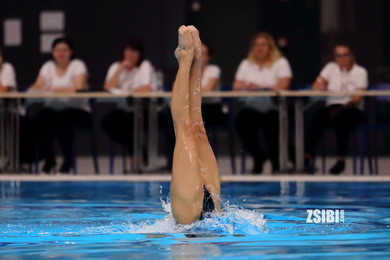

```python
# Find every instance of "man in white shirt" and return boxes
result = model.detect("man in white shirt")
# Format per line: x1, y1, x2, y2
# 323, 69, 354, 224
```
305, 43, 368, 175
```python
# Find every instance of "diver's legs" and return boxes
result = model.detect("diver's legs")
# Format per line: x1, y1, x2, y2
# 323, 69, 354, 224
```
188, 26, 221, 211
170, 26, 203, 225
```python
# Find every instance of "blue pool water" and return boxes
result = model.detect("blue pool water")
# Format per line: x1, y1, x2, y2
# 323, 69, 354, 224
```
0, 181, 389, 259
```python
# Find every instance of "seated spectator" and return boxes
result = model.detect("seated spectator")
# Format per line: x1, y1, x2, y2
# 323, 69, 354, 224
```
234, 32, 292, 174
101, 38, 156, 169
0, 48, 16, 93
0, 48, 33, 168
305, 43, 368, 175
200, 42, 226, 127
29, 37, 91, 173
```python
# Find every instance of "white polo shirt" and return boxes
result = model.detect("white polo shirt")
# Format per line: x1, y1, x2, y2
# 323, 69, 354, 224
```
0, 62, 17, 90
202, 64, 221, 104
321, 62, 368, 108
39, 59, 89, 111
105, 60, 155, 92
235, 57, 292, 112
105, 60, 155, 111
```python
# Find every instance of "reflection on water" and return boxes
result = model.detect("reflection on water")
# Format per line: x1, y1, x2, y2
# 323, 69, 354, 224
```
171, 238, 221, 260
1, 181, 390, 259
1, 181, 21, 199
280, 181, 308, 205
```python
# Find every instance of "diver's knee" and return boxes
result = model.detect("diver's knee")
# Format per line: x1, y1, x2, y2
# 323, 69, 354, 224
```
193, 120, 207, 137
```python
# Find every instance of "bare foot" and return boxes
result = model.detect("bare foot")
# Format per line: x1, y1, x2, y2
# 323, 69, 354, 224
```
188, 25, 202, 61
174, 26, 194, 62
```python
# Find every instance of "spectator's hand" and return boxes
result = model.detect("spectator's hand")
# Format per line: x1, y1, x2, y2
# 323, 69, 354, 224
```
247, 83, 261, 89
313, 77, 327, 90
345, 98, 361, 108
120, 60, 134, 70
29, 84, 45, 90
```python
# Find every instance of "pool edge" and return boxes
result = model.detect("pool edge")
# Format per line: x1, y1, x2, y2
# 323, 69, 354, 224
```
0, 174, 390, 182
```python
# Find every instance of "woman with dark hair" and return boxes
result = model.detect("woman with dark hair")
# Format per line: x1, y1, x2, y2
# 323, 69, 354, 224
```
103, 38, 153, 92
30, 37, 91, 173
101, 38, 156, 169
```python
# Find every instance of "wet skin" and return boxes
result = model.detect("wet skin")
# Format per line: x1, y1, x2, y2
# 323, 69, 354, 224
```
170, 26, 221, 225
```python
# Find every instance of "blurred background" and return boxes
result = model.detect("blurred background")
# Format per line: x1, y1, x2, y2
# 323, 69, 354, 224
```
2, 0, 389, 89
1, 0, 390, 171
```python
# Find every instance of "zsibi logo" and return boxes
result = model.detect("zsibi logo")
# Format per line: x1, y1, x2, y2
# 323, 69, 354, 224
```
306, 209, 345, 223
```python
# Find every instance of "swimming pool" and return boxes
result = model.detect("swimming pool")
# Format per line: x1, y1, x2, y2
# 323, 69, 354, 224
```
1, 180, 389, 259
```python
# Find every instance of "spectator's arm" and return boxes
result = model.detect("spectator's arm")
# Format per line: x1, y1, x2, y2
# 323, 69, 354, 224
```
104, 63, 125, 90
203, 78, 219, 91
312, 76, 327, 90
52, 74, 87, 93
132, 84, 152, 92
233, 79, 248, 91
272, 77, 291, 90
29, 75, 46, 90
346, 87, 365, 107
0, 84, 11, 92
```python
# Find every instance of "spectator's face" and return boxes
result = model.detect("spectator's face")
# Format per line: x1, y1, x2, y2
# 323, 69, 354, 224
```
252, 36, 271, 60
201, 44, 210, 66
334, 46, 353, 69
123, 47, 140, 66
52, 43, 72, 65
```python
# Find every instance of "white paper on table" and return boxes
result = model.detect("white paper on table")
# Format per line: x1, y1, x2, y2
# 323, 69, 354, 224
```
108, 88, 130, 95
3, 19, 22, 46
40, 33, 64, 53
26, 88, 45, 93
40, 11, 65, 31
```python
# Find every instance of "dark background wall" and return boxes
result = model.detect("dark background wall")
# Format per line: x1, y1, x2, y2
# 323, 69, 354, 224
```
1, 0, 389, 88
1, 0, 389, 156
188, 0, 320, 87
1, 0, 185, 89
321, 0, 386, 84
187, 0, 388, 86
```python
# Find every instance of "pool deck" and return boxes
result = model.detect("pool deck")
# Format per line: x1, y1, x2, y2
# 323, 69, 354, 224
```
1, 155, 390, 182
1, 175, 390, 182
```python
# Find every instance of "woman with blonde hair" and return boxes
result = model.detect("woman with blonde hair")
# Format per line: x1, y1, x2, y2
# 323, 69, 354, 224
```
234, 32, 292, 174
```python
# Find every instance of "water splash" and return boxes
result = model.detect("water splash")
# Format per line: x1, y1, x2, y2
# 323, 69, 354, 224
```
125, 197, 266, 235
1, 197, 266, 237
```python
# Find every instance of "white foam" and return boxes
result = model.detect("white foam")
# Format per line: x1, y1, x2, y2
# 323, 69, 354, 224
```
125, 198, 267, 235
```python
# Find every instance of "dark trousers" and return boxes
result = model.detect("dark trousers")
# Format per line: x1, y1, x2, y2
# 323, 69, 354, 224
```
305, 105, 366, 157
202, 103, 227, 127
0, 114, 33, 165
158, 106, 175, 170
20, 115, 34, 164
101, 108, 175, 169
32, 108, 92, 164
235, 108, 279, 170
101, 110, 135, 155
